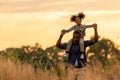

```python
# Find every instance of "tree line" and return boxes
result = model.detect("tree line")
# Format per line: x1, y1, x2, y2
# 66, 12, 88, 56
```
0, 38, 120, 69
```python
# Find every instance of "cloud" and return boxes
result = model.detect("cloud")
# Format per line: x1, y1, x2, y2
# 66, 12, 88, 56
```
0, 0, 120, 13
0, 0, 39, 3
0, 9, 120, 50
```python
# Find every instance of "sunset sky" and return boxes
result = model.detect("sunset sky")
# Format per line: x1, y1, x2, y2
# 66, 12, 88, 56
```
0, 0, 120, 50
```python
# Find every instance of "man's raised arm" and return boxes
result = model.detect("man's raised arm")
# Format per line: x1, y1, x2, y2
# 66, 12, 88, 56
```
92, 24, 98, 43
56, 31, 65, 47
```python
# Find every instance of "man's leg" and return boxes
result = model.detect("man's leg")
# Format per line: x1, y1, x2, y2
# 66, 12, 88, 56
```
67, 65, 77, 80
76, 67, 86, 80
68, 66, 86, 80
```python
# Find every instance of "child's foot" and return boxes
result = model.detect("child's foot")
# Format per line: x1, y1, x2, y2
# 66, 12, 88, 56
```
80, 51, 85, 59
63, 53, 69, 57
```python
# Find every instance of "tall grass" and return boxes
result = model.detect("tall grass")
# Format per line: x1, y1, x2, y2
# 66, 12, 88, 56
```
0, 58, 120, 80
0, 58, 59, 80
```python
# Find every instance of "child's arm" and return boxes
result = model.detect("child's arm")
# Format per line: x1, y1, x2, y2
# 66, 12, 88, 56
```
85, 23, 97, 28
61, 26, 75, 34
66, 26, 75, 33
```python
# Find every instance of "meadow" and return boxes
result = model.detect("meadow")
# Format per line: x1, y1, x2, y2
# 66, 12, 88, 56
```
0, 38, 120, 80
0, 58, 120, 80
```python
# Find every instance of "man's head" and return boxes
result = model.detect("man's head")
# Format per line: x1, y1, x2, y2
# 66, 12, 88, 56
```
72, 30, 81, 44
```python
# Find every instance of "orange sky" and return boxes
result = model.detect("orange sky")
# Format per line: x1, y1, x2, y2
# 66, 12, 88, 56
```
0, 0, 120, 50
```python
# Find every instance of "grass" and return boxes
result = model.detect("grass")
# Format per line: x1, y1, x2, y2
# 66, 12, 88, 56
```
0, 58, 120, 80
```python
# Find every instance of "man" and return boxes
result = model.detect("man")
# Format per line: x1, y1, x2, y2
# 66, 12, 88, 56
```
56, 25, 98, 80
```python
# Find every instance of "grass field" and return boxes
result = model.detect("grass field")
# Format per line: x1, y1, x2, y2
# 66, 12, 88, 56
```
0, 58, 120, 80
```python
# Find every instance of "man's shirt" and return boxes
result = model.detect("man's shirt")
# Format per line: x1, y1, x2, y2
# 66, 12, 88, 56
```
58, 40, 94, 68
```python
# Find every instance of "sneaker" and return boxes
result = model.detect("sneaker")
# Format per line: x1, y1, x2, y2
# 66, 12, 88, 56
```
63, 53, 69, 57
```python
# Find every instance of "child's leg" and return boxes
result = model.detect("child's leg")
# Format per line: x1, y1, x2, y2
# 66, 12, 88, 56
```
66, 39, 72, 52
63, 40, 72, 57
79, 38, 84, 53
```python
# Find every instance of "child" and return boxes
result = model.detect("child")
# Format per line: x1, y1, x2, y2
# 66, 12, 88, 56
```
62, 12, 97, 57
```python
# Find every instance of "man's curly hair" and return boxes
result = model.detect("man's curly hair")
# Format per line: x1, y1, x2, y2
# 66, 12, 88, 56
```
70, 12, 85, 22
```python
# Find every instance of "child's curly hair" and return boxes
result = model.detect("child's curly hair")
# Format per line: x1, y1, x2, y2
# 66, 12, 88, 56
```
70, 12, 85, 22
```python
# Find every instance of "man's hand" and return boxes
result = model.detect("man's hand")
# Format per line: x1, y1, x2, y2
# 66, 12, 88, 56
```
56, 30, 66, 47
93, 23, 97, 29
61, 29, 66, 37
61, 29, 67, 34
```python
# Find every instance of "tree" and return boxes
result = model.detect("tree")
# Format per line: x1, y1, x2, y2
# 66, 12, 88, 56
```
45, 46, 64, 80
87, 38, 120, 65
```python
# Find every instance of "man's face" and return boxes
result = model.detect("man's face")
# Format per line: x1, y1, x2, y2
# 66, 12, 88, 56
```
75, 17, 82, 25
72, 34, 80, 44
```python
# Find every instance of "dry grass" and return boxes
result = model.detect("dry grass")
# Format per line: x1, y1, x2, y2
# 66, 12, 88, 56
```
0, 58, 59, 80
83, 61, 120, 80
0, 58, 120, 80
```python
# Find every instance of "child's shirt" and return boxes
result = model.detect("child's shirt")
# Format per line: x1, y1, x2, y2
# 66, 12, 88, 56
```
67, 24, 93, 37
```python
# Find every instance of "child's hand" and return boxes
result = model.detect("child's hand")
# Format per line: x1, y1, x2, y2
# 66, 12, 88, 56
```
61, 29, 67, 34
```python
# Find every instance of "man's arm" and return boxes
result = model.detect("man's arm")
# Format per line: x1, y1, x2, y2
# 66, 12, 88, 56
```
91, 24, 98, 43
56, 31, 65, 47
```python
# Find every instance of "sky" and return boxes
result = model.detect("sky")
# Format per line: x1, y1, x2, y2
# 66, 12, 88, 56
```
0, 0, 120, 50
